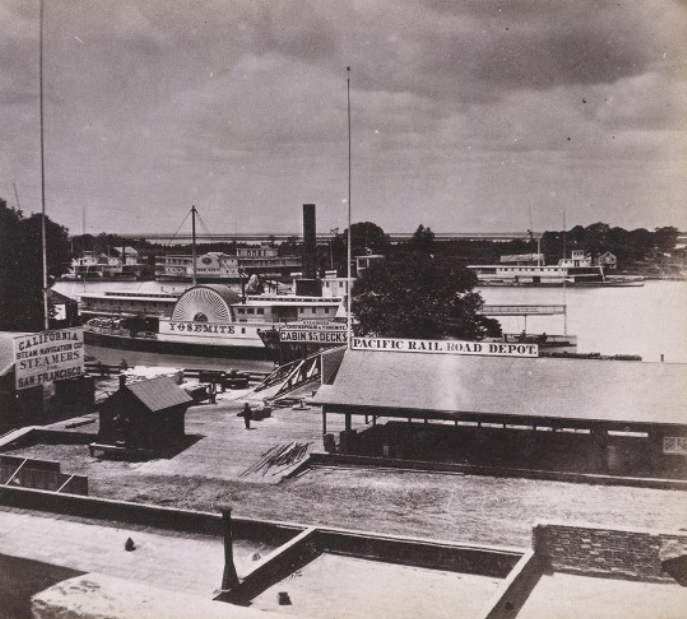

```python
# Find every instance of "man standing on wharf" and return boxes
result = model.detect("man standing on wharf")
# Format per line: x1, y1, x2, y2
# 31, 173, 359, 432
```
243, 403, 252, 430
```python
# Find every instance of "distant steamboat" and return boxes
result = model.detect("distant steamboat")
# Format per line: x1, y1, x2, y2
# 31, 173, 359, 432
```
468, 250, 643, 287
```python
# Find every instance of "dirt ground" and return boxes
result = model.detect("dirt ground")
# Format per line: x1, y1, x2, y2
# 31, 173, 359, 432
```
6, 400, 687, 548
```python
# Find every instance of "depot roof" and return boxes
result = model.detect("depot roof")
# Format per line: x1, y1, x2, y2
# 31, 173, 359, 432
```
313, 350, 687, 428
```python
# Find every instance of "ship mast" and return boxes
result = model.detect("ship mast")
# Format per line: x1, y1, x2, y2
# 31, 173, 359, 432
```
191, 205, 197, 287
528, 203, 542, 267
346, 67, 352, 349
39, 0, 49, 330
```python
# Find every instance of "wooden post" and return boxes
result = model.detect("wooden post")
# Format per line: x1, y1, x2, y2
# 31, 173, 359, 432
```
221, 507, 240, 590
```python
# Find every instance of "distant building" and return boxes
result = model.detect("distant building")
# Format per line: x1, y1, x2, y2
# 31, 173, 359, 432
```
156, 252, 240, 281
156, 246, 301, 281
67, 248, 151, 280
48, 289, 79, 328
112, 246, 141, 266
355, 254, 385, 276
558, 249, 592, 268
236, 244, 302, 278
597, 251, 618, 270
320, 272, 354, 299
309, 255, 384, 298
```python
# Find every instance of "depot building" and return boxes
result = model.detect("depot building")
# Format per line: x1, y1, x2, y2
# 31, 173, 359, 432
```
312, 338, 687, 478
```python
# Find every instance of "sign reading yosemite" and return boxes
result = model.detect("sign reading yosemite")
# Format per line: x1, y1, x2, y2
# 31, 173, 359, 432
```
351, 337, 538, 358
13, 328, 85, 390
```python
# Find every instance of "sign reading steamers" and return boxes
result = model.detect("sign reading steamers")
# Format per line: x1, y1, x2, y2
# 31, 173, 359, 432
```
351, 337, 539, 358
13, 328, 85, 390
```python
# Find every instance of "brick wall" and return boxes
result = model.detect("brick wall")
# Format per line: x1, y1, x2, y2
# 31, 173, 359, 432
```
533, 522, 687, 582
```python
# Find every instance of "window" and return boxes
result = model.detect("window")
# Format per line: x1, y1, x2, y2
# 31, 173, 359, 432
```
663, 436, 687, 455
257, 308, 264, 314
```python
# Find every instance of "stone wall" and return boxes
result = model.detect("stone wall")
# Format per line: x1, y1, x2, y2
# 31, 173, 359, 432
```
533, 521, 687, 582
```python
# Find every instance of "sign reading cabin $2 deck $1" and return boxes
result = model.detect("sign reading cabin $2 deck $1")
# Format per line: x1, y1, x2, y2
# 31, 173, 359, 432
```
13, 328, 85, 390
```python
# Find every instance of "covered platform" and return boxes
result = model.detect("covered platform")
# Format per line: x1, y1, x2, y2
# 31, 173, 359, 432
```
312, 348, 687, 477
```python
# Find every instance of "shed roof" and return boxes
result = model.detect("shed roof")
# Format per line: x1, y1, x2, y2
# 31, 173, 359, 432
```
126, 376, 193, 412
47, 289, 75, 305
313, 350, 687, 428
0, 331, 31, 377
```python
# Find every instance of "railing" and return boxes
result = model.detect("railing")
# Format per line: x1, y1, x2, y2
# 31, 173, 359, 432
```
480, 304, 566, 316
0, 456, 88, 496
84, 325, 157, 338
252, 352, 322, 400
80, 306, 170, 318
84, 360, 268, 383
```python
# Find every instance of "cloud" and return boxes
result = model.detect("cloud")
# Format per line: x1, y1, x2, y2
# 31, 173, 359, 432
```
0, 0, 685, 234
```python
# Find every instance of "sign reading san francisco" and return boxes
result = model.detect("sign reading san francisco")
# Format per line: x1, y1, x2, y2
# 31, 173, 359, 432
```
13, 328, 85, 390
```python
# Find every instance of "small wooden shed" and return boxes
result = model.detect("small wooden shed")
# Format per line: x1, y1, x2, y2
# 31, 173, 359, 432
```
99, 375, 193, 450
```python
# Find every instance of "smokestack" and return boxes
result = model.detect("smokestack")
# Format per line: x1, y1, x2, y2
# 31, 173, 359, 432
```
302, 204, 317, 280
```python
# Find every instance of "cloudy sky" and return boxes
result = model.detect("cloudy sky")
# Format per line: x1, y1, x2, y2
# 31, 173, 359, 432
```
1, 0, 686, 237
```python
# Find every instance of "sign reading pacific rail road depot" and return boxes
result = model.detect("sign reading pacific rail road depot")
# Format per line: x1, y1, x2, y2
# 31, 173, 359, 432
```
351, 337, 538, 358
13, 328, 85, 390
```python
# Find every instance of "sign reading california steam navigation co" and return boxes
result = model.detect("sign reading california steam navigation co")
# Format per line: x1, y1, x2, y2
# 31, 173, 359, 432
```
13, 328, 85, 390
351, 337, 539, 358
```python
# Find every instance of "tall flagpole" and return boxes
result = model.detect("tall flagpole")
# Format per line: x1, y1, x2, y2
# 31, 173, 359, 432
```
39, 0, 50, 330
191, 205, 197, 287
346, 67, 352, 349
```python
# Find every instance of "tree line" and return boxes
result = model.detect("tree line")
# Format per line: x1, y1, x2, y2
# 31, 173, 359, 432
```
0, 198, 71, 331
67, 219, 681, 274
1, 195, 682, 337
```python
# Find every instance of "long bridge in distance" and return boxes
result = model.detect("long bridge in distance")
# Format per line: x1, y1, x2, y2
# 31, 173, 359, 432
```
111, 231, 543, 243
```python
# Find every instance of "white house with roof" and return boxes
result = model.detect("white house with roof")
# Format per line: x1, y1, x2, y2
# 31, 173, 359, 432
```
597, 250, 618, 269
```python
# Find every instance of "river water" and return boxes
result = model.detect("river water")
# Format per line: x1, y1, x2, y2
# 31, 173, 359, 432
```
477, 280, 687, 363
56, 279, 687, 364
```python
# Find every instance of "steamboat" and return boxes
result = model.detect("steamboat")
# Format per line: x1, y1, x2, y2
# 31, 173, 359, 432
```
468, 249, 643, 286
